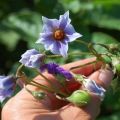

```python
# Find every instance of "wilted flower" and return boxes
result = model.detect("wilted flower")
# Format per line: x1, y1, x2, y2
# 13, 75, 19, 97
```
36, 11, 82, 57
19, 49, 45, 68
40, 63, 73, 80
0, 75, 16, 102
83, 79, 106, 99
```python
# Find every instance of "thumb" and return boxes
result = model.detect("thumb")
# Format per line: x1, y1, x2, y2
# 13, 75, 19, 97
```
57, 69, 114, 120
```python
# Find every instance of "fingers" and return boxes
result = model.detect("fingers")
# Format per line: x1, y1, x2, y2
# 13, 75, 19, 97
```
83, 69, 114, 119
35, 57, 101, 82
34, 57, 101, 93
62, 57, 101, 76
58, 69, 114, 120
32, 58, 101, 109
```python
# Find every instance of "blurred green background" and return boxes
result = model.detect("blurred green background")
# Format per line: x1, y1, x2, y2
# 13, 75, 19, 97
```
0, 0, 120, 119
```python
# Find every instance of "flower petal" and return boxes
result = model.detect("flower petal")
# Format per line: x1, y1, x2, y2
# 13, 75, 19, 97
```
59, 11, 71, 29
36, 32, 53, 44
0, 76, 15, 89
0, 88, 14, 102
64, 24, 76, 35
42, 16, 59, 32
48, 41, 61, 55
49, 41, 68, 57
59, 42, 68, 57
66, 33, 82, 42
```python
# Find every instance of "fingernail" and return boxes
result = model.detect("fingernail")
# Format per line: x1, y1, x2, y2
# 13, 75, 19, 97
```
98, 69, 114, 88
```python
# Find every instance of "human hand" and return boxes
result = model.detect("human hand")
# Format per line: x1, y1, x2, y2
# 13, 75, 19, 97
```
2, 58, 113, 120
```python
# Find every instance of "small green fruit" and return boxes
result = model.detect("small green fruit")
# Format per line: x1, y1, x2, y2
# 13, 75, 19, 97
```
32, 91, 46, 100
66, 90, 91, 107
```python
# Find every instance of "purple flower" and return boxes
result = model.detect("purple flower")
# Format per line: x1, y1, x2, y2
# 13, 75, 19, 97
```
0, 75, 16, 102
40, 63, 73, 80
36, 11, 82, 57
83, 79, 106, 99
19, 49, 45, 68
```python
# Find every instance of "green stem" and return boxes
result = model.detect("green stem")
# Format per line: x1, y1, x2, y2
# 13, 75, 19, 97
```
16, 64, 24, 77
70, 60, 98, 71
36, 70, 59, 90
47, 52, 93, 58
31, 81, 55, 93
75, 40, 101, 59
75, 39, 88, 46
31, 80, 67, 97
32, 69, 68, 97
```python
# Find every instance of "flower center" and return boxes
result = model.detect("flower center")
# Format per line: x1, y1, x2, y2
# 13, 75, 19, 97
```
53, 29, 65, 41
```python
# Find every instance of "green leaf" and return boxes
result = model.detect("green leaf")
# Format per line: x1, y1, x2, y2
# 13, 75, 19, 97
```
2, 10, 42, 42
93, 0, 120, 5
91, 32, 118, 53
0, 30, 20, 50
94, 16, 120, 31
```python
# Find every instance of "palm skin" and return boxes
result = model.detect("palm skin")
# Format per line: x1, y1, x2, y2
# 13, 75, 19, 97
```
2, 58, 113, 120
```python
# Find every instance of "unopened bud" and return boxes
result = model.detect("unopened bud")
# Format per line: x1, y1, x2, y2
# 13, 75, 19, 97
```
32, 91, 46, 100
66, 90, 91, 107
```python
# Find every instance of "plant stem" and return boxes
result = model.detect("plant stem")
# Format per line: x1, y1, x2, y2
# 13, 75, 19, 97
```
47, 52, 93, 58
30, 80, 67, 97
70, 60, 98, 71
32, 69, 68, 97
76, 39, 88, 46
31, 81, 55, 93
16, 64, 24, 77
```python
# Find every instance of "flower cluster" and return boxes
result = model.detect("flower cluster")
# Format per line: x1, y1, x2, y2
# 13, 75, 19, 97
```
1, 11, 115, 108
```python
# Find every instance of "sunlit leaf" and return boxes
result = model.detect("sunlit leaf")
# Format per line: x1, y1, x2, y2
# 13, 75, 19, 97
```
2, 10, 42, 41
91, 32, 118, 53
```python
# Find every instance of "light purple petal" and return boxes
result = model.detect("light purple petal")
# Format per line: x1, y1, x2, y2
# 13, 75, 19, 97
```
21, 49, 39, 58
0, 76, 5, 79
64, 24, 76, 35
66, 33, 82, 42
83, 79, 106, 98
59, 11, 71, 29
20, 49, 39, 64
0, 76, 15, 89
48, 41, 60, 54
19, 49, 45, 68
0, 88, 14, 102
28, 54, 44, 68
42, 16, 59, 32
36, 32, 53, 44
59, 42, 68, 57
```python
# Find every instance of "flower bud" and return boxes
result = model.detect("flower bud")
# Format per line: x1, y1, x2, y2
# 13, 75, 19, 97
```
66, 90, 91, 107
32, 91, 46, 100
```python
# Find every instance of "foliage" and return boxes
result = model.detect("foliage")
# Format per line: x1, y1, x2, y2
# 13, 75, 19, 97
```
0, 0, 120, 119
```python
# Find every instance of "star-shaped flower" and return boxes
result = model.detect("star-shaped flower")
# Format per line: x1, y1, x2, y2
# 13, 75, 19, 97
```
36, 11, 82, 57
